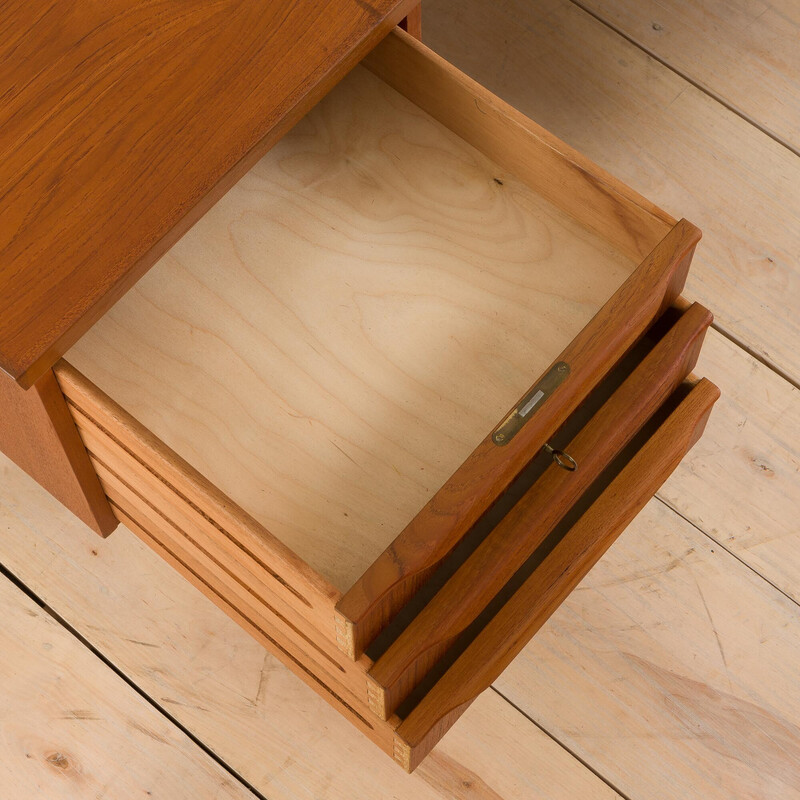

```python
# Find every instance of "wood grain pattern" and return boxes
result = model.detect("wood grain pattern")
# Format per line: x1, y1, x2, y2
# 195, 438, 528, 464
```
422, 0, 800, 385
394, 377, 720, 772
65, 62, 640, 602
0, 574, 257, 800
0, 454, 622, 799
368, 303, 712, 719
0, 369, 116, 536
0, 0, 417, 388
338, 219, 699, 659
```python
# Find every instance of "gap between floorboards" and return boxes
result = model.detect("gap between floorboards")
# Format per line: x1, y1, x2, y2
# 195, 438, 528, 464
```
567, 0, 800, 161
563, 0, 800, 392
707, 318, 800, 392
653, 492, 800, 609
489, 686, 634, 800
0, 560, 270, 800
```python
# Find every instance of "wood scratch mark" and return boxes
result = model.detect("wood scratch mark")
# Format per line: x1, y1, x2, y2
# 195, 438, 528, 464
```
625, 652, 800, 787
62, 708, 101, 721
330, 439, 364, 471
160, 698, 211, 713
128, 719, 168, 744
256, 650, 272, 706
692, 571, 733, 690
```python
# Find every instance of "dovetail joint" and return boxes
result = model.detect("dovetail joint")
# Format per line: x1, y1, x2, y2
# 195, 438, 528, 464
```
333, 612, 355, 657
392, 737, 411, 771
366, 679, 384, 716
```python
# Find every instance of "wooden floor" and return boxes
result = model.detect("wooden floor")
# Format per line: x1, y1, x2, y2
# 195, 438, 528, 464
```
2, 2, 798, 797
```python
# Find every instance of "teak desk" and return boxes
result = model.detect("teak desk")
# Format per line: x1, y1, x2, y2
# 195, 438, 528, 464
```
0, 2, 718, 771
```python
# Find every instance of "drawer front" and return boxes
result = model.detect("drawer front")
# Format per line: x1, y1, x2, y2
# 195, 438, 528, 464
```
364, 302, 713, 721
335, 219, 701, 659
391, 375, 720, 771
333, 28, 700, 660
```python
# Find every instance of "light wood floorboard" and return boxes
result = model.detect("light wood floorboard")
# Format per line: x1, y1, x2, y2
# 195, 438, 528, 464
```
496, 499, 800, 799
0, 569, 259, 800
575, 0, 800, 154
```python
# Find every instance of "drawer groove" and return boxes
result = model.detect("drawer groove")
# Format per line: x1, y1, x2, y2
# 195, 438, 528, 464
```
93, 457, 344, 675
71, 409, 331, 648
73, 405, 353, 669
71, 402, 312, 607
66, 400, 380, 693
55, 361, 338, 632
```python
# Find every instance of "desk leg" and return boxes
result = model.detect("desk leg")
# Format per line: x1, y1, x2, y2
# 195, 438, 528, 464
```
0, 367, 117, 536
400, 4, 422, 40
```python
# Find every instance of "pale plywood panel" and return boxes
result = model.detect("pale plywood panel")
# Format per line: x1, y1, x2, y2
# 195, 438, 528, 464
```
495, 500, 800, 800
0, 454, 621, 800
66, 64, 635, 592
0, 577, 255, 800
577, 0, 800, 151
423, 0, 800, 383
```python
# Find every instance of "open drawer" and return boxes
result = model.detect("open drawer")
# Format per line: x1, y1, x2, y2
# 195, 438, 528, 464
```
53, 29, 718, 770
